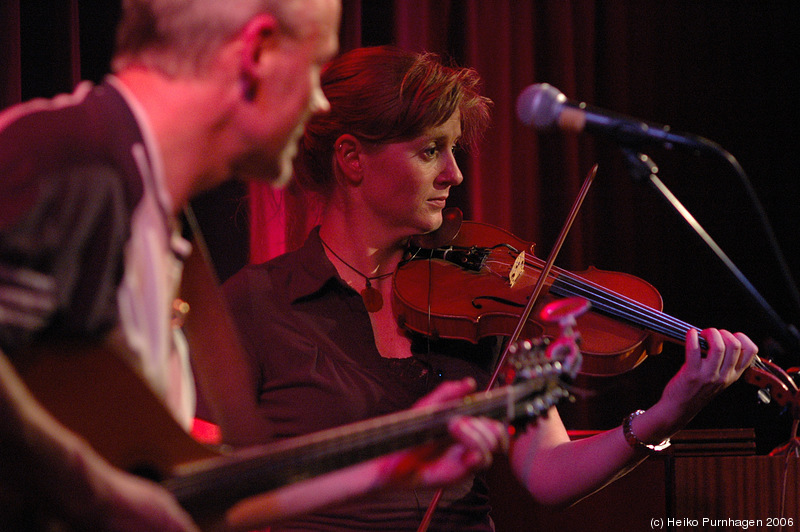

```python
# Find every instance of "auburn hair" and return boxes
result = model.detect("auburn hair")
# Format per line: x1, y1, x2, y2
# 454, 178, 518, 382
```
295, 46, 492, 195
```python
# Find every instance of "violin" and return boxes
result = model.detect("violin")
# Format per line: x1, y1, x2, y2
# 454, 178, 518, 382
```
395, 220, 667, 376
392, 218, 800, 414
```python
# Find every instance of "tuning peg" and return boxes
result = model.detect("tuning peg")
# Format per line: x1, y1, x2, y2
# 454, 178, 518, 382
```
757, 388, 772, 404
538, 297, 589, 376
539, 297, 590, 330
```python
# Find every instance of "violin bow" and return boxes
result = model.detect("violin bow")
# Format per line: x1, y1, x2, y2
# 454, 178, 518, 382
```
416, 163, 598, 532
487, 163, 598, 388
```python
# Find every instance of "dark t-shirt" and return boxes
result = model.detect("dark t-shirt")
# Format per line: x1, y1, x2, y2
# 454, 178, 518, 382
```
0, 81, 144, 354
223, 227, 500, 531
0, 80, 146, 530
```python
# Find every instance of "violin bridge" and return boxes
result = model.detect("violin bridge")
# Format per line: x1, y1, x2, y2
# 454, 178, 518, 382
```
509, 251, 526, 287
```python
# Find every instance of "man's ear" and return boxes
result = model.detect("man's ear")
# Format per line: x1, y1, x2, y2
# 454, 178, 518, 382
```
238, 14, 280, 93
334, 134, 363, 185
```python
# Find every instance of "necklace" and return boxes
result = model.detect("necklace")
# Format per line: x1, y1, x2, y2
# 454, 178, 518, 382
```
319, 237, 394, 312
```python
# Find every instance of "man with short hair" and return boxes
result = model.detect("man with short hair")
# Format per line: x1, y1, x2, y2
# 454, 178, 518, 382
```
0, 1, 505, 529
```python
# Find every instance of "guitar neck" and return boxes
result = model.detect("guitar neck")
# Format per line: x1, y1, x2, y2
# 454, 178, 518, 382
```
165, 377, 558, 521
15, 333, 573, 528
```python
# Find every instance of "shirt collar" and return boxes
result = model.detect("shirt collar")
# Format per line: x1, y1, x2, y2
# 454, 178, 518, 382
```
287, 227, 349, 304
106, 75, 190, 259
105, 75, 174, 221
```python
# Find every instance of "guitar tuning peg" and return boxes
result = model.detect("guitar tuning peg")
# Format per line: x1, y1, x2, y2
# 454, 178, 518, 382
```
538, 297, 589, 376
539, 297, 591, 332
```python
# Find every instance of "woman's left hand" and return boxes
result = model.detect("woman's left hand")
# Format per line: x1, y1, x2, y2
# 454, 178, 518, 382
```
660, 328, 758, 420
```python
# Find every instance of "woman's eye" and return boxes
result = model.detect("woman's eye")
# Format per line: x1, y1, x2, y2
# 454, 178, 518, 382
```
421, 140, 457, 160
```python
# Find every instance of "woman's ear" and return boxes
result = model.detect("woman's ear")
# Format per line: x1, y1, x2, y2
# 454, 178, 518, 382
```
334, 134, 363, 185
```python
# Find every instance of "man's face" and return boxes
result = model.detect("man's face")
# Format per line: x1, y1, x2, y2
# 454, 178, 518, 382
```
234, 0, 340, 187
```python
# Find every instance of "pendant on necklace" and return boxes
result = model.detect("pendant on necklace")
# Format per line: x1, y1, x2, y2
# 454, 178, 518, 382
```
319, 236, 390, 313
361, 280, 384, 312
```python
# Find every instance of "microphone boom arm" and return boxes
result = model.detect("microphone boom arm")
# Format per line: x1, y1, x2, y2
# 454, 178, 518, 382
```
621, 148, 800, 362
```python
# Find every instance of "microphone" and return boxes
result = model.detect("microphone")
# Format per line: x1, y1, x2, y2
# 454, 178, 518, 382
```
516, 83, 721, 155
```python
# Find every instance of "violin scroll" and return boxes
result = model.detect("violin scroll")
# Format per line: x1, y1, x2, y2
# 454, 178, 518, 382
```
744, 356, 800, 418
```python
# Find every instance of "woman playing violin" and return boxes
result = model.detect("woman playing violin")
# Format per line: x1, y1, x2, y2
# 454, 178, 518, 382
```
223, 45, 758, 530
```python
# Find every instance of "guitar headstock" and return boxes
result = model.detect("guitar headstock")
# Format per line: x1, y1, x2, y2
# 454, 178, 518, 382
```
499, 297, 587, 426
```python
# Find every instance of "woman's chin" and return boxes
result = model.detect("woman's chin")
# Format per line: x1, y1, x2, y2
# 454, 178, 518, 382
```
420, 215, 443, 235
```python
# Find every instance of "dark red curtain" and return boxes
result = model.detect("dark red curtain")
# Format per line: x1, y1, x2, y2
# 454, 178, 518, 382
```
4, 3, 800, 528
249, 1, 800, 334
246, 1, 800, 445
5, 0, 800, 448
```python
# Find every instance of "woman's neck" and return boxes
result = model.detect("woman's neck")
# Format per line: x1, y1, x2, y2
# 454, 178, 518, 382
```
319, 208, 416, 359
318, 212, 407, 278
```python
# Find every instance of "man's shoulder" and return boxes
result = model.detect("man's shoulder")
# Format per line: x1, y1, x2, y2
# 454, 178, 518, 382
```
0, 82, 145, 232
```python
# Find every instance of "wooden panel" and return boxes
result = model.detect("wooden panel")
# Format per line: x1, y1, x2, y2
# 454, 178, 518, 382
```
487, 430, 800, 531
487, 455, 668, 532
672, 455, 800, 531
487, 429, 780, 532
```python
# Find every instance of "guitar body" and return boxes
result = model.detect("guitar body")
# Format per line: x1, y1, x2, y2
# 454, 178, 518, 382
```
12, 341, 218, 480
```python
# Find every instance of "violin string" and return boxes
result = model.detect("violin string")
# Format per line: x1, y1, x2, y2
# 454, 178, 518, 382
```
520, 258, 780, 375
516, 254, 703, 344
487, 253, 648, 326
516, 256, 681, 335
481, 250, 728, 359
559, 281, 704, 346
483, 250, 777, 378
483, 260, 523, 282
486, 252, 687, 341
550, 274, 778, 373
555, 274, 689, 339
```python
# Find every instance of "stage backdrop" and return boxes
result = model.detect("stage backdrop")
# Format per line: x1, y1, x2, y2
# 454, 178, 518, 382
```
3, 0, 800, 451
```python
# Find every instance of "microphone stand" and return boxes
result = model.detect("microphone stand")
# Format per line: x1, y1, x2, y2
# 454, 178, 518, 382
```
620, 147, 800, 363
621, 149, 800, 481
